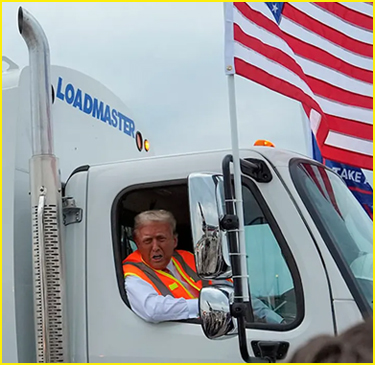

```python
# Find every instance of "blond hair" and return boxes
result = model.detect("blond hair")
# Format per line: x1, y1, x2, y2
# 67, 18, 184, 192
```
133, 210, 177, 238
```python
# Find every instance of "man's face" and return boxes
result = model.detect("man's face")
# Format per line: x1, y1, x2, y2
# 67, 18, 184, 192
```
135, 221, 177, 270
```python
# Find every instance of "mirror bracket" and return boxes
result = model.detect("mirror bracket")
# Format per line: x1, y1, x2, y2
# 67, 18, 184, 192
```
220, 214, 239, 230
231, 302, 253, 322
241, 159, 272, 183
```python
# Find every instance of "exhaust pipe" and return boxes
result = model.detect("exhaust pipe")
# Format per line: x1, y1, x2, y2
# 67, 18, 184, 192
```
19, 7, 68, 363
18, 6, 54, 156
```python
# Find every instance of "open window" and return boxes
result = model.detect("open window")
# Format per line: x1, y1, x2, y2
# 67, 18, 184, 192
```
111, 180, 193, 306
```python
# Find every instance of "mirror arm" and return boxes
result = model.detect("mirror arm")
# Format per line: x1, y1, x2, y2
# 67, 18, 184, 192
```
222, 155, 247, 303
238, 317, 271, 363
222, 155, 253, 314
222, 154, 234, 210
222, 155, 262, 363
238, 316, 253, 363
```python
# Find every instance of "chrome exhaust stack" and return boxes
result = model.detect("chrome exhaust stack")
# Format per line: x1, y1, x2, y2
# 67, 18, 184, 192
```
18, 6, 54, 156
19, 7, 69, 363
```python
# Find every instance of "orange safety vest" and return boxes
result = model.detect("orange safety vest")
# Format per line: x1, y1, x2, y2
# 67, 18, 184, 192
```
123, 250, 204, 299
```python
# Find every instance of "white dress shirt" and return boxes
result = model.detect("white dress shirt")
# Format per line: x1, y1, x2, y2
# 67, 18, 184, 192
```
125, 259, 284, 324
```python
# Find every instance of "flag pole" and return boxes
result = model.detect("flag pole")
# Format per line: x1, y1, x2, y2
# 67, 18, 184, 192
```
227, 73, 249, 303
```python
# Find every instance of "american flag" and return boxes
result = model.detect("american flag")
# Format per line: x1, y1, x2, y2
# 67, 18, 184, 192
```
224, 2, 373, 170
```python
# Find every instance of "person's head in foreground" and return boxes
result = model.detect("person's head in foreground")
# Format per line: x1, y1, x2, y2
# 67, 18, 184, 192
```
290, 317, 373, 363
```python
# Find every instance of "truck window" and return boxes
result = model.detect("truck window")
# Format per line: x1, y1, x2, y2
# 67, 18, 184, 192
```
291, 161, 373, 314
242, 182, 302, 327
111, 181, 195, 308
112, 179, 303, 327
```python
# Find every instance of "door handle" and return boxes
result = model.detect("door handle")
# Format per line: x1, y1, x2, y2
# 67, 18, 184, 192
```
251, 341, 290, 362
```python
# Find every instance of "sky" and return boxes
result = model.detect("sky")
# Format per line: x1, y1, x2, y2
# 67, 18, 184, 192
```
2, 2, 373, 187
2, 2, 312, 157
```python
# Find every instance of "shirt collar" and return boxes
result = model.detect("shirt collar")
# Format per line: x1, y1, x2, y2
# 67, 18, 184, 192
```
166, 259, 175, 272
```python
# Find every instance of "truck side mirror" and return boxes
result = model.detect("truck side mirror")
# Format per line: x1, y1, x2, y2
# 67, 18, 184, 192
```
199, 285, 237, 339
188, 173, 232, 279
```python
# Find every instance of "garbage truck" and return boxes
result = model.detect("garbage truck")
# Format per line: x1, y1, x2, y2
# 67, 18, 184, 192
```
3, 7, 372, 363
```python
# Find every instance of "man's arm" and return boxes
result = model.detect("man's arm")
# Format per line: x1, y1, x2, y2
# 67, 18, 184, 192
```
251, 296, 284, 324
125, 276, 199, 323
213, 282, 284, 324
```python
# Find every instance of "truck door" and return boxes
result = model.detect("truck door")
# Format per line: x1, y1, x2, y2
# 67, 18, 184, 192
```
189, 155, 337, 362
83, 161, 246, 363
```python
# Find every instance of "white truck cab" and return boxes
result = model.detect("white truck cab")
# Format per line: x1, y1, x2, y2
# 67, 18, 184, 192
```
3, 7, 372, 363
64, 147, 372, 363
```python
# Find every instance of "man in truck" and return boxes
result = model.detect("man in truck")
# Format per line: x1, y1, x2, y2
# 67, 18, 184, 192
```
123, 210, 284, 324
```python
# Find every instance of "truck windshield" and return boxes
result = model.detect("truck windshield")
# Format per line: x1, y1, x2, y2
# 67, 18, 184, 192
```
291, 162, 373, 312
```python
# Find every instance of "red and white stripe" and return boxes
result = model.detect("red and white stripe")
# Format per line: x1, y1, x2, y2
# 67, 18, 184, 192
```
225, 2, 373, 170
303, 164, 342, 216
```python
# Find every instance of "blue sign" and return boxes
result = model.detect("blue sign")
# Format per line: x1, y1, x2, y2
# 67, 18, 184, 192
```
56, 77, 135, 138
312, 134, 373, 219
325, 160, 373, 219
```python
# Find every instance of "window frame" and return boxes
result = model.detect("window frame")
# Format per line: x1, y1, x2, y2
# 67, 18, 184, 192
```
111, 178, 201, 324
241, 176, 305, 331
111, 176, 305, 330
289, 158, 372, 318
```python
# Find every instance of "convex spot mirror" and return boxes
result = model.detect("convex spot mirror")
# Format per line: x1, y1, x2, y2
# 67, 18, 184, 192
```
199, 285, 237, 340
188, 173, 232, 279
